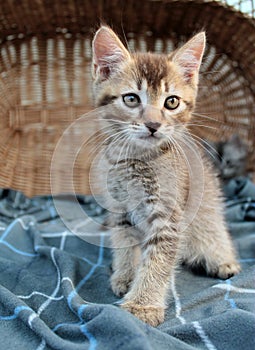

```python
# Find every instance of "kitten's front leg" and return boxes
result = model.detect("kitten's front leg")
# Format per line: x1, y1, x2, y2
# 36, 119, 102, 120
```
121, 227, 179, 327
111, 226, 141, 297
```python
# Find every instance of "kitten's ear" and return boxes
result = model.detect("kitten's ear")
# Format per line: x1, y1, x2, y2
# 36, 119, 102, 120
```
92, 26, 130, 81
171, 32, 206, 83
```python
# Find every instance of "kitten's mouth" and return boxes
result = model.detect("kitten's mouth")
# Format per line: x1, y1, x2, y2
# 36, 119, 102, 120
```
136, 133, 166, 149
140, 134, 157, 139
139, 132, 163, 141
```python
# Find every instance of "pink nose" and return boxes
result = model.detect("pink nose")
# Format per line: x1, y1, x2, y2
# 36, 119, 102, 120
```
144, 121, 161, 135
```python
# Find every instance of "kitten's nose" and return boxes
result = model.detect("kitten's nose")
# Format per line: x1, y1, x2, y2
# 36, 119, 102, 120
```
144, 121, 161, 135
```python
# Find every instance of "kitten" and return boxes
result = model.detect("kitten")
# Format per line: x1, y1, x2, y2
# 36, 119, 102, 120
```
207, 134, 248, 182
91, 26, 240, 326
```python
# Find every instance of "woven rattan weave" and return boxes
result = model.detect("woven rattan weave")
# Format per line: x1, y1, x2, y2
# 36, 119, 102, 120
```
0, 0, 254, 196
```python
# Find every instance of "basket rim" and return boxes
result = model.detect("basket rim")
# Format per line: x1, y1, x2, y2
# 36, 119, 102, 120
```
0, 0, 254, 44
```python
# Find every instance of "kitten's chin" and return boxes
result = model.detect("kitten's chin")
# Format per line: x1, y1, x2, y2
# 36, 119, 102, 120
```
131, 135, 169, 158
137, 133, 167, 146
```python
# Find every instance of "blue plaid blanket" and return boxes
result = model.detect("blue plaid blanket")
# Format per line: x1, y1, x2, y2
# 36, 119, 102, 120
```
0, 178, 254, 350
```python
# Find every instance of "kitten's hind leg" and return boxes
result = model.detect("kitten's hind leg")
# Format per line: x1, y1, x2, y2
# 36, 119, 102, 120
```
111, 225, 141, 297
183, 218, 240, 279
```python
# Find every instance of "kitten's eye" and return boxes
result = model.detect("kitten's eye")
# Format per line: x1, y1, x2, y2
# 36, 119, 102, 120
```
122, 94, 141, 108
164, 96, 180, 110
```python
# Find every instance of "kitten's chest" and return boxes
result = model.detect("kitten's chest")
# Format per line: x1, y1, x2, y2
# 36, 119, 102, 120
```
106, 157, 180, 215
107, 160, 160, 202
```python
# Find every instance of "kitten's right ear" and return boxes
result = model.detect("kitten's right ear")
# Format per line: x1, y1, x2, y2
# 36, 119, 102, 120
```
171, 32, 206, 84
92, 26, 130, 81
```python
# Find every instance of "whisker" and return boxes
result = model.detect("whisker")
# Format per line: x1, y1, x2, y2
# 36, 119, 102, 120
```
185, 132, 220, 162
185, 123, 217, 130
97, 118, 129, 125
177, 128, 219, 163
116, 135, 130, 164
87, 130, 127, 159
199, 69, 223, 75
171, 136, 200, 176
167, 136, 181, 166
123, 135, 133, 163
191, 112, 220, 123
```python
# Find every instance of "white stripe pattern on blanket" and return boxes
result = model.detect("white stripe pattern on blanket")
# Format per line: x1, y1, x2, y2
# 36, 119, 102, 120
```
37, 248, 61, 316
213, 283, 255, 293
171, 275, 219, 349
171, 275, 186, 325
192, 321, 217, 350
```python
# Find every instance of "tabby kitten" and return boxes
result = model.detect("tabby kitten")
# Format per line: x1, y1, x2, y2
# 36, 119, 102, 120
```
91, 26, 240, 326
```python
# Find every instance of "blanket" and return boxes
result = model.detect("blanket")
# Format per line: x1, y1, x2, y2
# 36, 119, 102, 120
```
0, 178, 254, 350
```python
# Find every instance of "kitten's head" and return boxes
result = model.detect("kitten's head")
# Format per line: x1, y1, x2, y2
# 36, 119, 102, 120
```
91, 26, 205, 158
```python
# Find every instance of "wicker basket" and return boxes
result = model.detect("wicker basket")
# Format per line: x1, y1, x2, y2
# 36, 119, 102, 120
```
0, 0, 254, 196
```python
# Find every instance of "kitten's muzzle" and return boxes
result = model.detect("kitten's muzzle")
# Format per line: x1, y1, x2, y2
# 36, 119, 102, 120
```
144, 121, 161, 135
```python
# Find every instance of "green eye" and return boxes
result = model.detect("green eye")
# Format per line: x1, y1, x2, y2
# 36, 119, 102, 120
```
123, 94, 141, 108
164, 96, 180, 110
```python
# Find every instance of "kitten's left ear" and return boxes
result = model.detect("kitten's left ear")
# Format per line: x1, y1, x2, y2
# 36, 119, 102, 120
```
171, 32, 206, 84
92, 26, 130, 81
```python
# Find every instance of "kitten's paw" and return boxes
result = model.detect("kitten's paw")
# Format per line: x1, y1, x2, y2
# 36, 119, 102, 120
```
121, 302, 165, 327
216, 262, 241, 279
111, 273, 132, 297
